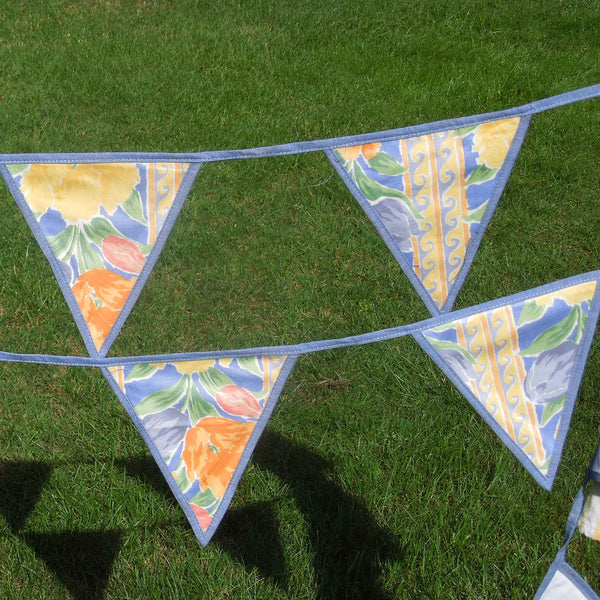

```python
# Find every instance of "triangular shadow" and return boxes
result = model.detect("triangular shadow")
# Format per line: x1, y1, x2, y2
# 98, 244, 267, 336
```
216, 501, 288, 588
114, 454, 173, 500
253, 430, 404, 600
115, 455, 288, 586
23, 529, 122, 600
0, 461, 52, 533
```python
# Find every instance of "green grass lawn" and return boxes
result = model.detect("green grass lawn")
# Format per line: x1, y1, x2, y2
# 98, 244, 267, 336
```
1, 1, 600, 598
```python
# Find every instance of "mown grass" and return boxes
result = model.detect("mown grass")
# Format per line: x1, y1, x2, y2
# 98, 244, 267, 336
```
0, 1, 600, 598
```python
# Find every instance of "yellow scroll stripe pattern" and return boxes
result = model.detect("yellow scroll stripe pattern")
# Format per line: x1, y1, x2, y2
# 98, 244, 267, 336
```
458, 306, 546, 470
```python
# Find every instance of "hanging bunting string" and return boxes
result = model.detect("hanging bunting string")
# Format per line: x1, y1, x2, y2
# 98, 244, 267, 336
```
0, 84, 598, 165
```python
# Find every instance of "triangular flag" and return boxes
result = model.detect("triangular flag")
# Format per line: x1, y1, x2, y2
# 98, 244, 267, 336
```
534, 557, 599, 600
413, 275, 600, 488
578, 442, 600, 541
327, 116, 529, 314
1, 162, 201, 356
103, 354, 296, 545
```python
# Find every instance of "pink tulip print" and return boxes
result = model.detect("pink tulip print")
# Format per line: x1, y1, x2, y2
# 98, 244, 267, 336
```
216, 384, 263, 419
102, 235, 146, 275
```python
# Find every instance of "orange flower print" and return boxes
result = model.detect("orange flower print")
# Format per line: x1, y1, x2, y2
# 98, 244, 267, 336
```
182, 417, 255, 499
337, 142, 382, 162
72, 269, 136, 350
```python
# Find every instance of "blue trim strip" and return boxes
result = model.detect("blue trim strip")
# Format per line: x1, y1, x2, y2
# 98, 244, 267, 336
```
0, 164, 101, 357
101, 356, 297, 547
534, 555, 599, 600
0, 270, 598, 368
324, 148, 443, 316
439, 114, 532, 313
565, 487, 587, 545
0, 85, 598, 165
201, 356, 298, 544
99, 162, 203, 356
326, 114, 532, 316
411, 271, 600, 490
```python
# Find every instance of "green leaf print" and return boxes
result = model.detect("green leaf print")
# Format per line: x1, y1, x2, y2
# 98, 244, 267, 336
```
540, 394, 566, 428
48, 225, 77, 261
520, 308, 579, 356
83, 217, 121, 247
125, 363, 160, 382
123, 190, 146, 224
574, 304, 588, 343
426, 338, 476, 364
465, 164, 498, 186
186, 381, 218, 425
462, 202, 488, 224
353, 164, 422, 221
135, 376, 188, 417
196, 367, 234, 398
7, 164, 29, 176
189, 488, 218, 511
237, 356, 264, 378
517, 300, 546, 326
172, 460, 193, 492
367, 151, 407, 176
76, 229, 104, 272
453, 125, 478, 138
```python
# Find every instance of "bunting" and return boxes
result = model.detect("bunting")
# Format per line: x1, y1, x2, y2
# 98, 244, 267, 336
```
534, 558, 598, 600
327, 116, 529, 315
0, 84, 599, 561
413, 276, 600, 488
104, 355, 296, 545
579, 444, 600, 541
0, 162, 201, 356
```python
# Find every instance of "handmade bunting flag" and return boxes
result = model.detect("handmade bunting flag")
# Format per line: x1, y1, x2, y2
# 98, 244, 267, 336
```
534, 459, 600, 599
104, 355, 296, 545
1, 162, 200, 356
534, 558, 599, 600
413, 276, 600, 488
327, 116, 529, 315
579, 444, 600, 541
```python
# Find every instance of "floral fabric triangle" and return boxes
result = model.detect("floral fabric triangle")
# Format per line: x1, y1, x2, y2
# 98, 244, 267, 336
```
534, 557, 599, 600
104, 355, 296, 546
1, 162, 200, 356
327, 116, 529, 314
413, 277, 600, 488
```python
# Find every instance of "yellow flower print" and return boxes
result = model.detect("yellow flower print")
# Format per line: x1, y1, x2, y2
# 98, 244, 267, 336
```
471, 118, 520, 169
174, 360, 215, 375
535, 281, 597, 310
19, 163, 140, 223
148, 360, 216, 375
337, 142, 382, 162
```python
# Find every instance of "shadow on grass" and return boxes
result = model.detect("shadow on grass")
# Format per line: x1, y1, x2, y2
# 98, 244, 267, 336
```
253, 431, 402, 600
117, 455, 289, 586
0, 460, 122, 599
118, 432, 402, 598
217, 500, 288, 587
0, 460, 52, 533
23, 529, 123, 600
